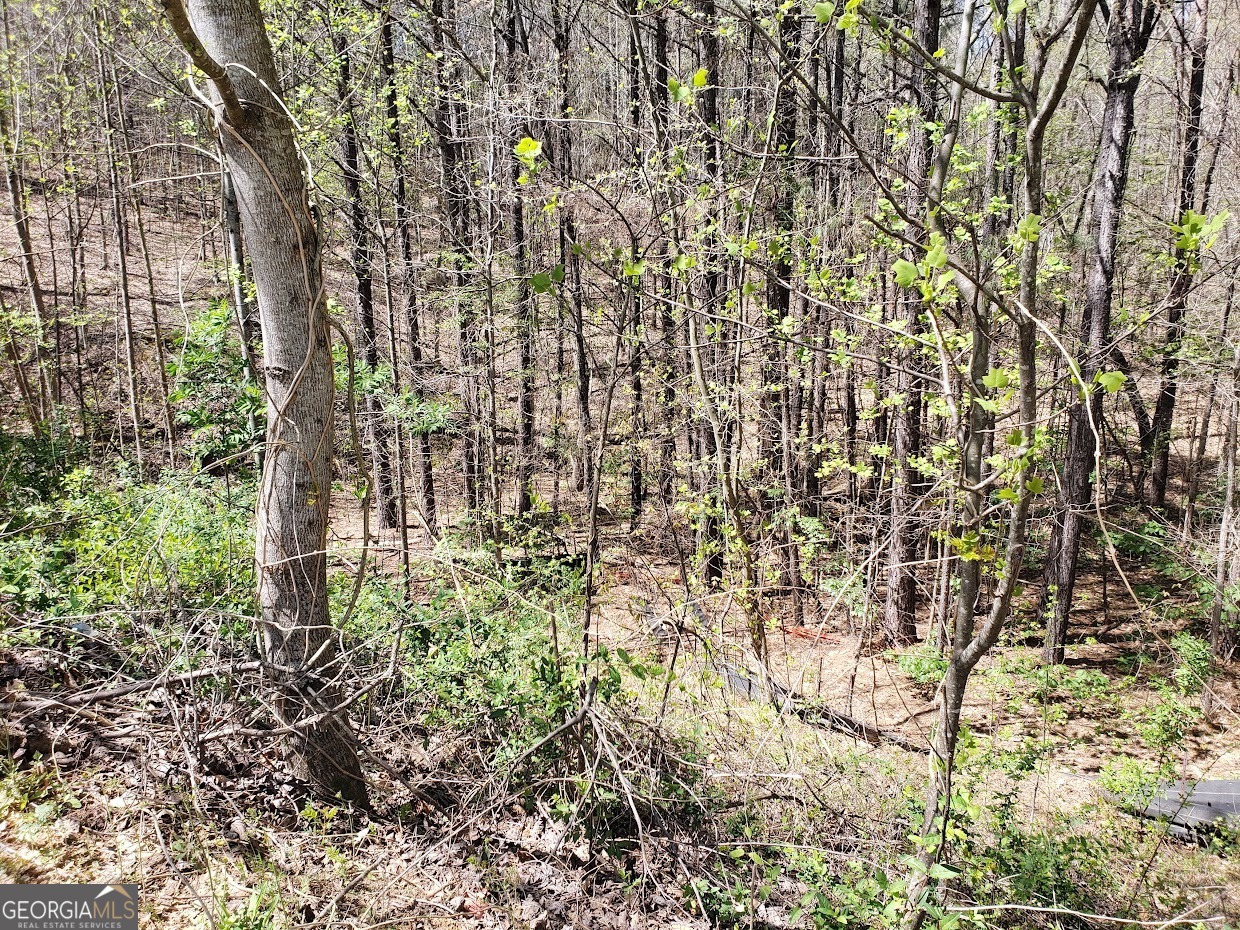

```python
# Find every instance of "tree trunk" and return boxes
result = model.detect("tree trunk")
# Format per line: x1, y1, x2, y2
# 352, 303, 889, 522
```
223, 165, 264, 469
506, 0, 537, 517
1149, 0, 1209, 508
95, 27, 143, 470
1043, 0, 1156, 664
164, 0, 368, 804
430, 0, 481, 514
1204, 340, 1239, 721
0, 11, 52, 429
379, 14, 437, 536
334, 26, 398, 530
884, 0, 940, 646
764, 6, 802, 619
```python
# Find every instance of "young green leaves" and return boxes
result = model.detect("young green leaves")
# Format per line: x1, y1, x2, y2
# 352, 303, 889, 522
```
668, 68, 709, 106
514, 136, 543, 182
891, 232, 954, 300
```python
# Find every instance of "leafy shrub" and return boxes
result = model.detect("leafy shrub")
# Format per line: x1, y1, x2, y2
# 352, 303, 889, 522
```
217, 882, 283, 930
976, 809, 1116, 913
1139, 686, 1198, 757
791, 855, 903, 929
0, 431, 83, 533
167, 299, 262, 468
1106, 520, 1168, 558
686, 849, 780, 927
1100, 757, 1169, 810
1170, 632, 1211, 694
893, 644, 948, 688
395, 572, 582, 761
0, 464, 255, 618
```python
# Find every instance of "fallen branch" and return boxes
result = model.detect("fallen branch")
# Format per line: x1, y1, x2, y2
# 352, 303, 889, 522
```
2, 662, 262, 712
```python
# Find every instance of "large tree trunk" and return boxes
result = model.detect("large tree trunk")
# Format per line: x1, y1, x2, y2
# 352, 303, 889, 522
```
1042, 0, 1157, 664
222, 166, 263, 469
164, 0, 368, 805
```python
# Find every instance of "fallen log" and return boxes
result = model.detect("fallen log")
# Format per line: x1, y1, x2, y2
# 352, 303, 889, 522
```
710, 659, 927, 753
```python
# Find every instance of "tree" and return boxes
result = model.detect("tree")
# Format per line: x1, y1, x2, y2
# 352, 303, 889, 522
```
884, 0, 940, 647
1042, 0, 1158, 664
162, 0, 368, 804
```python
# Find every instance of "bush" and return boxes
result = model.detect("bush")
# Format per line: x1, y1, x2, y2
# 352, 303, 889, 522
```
1100, 757, 1169, 810
391, 568, 584, 763
1139, 686, 1198, 757
0, 463, 255, 619
893, 644, 948, 689
0, 431, 83, 533
1170, 632, 1211, 695
167, 299, 262, 469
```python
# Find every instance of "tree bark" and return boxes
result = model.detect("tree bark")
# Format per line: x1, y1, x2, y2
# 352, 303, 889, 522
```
505, 0, 537, 517
334, 26, 398, 530
379, 14, 437, 536
884, 0, 940, 646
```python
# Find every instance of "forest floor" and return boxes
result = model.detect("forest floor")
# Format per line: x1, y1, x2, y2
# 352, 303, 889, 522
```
3, 492, 1240, 930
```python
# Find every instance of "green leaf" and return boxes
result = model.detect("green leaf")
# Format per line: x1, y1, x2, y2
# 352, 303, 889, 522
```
893, 259, 919, 287
692, 67, 709, 88
1017, 213, 1042, 243
812, 0, 835, 23
1025, 476, 1044, 494
927, 862, 962, 881
623, 258, 646, 278
925, 233, 948, 269
531, 272, 553, 294
1095, 370, 1127, 394
981, 368, 1009, 390
904, 856, 929, 875
514, 136, 542, 169
550, 264, 566, 283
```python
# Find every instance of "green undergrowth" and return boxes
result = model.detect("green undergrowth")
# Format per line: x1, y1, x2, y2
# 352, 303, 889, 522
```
337, 555, 712, 839
680, 723, 1231, 929
0, 452, 256, 623
1, 437, 1234, 926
